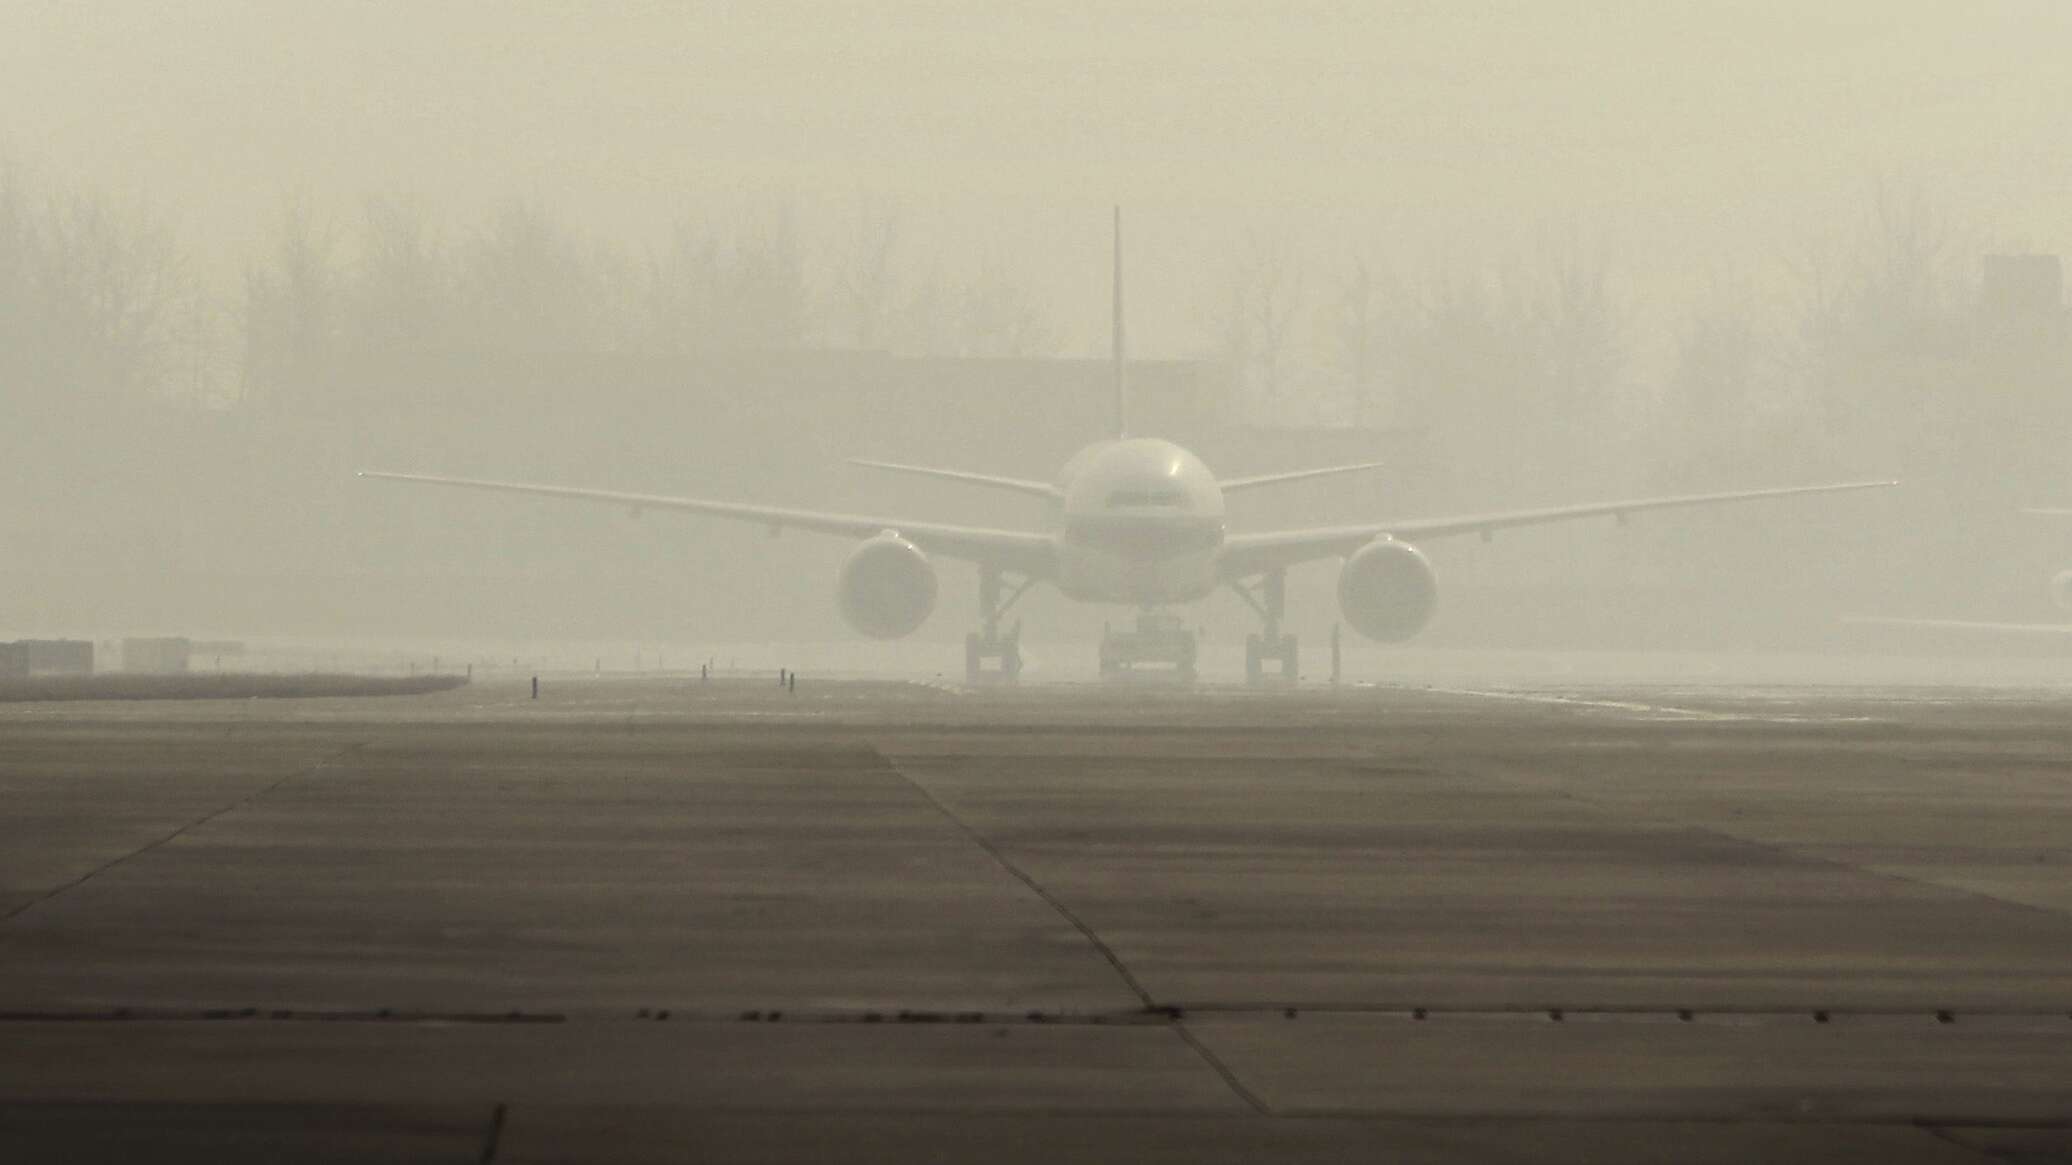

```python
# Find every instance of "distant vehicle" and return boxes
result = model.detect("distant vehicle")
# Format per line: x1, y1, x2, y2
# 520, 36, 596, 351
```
365, 212, 1894, 683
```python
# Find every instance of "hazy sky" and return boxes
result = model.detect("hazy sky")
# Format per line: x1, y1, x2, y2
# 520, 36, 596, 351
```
6, 1, 2071, 353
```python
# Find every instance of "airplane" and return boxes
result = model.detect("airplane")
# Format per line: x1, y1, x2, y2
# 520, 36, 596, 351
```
1843, 507, 2072, 639
363, 210, 1897, 684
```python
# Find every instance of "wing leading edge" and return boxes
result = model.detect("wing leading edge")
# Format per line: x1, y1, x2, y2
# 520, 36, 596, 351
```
1218, 479, 1898, 579
358, 471, 1055, 577
847, 459, 1062, 501
1841, 615, 2072, 636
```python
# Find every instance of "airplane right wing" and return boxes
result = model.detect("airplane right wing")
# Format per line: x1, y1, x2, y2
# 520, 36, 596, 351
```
1220, 462, 1389, 493
1218, 479, 1898, 579
359, 471, 1056, 577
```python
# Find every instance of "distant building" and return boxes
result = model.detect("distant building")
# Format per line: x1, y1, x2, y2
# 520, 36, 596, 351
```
121, 637, 192, 674
0, 640, 94, 676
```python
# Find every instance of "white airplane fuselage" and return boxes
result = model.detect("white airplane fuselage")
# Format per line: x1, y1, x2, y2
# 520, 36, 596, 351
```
1048, 437, 1227, 605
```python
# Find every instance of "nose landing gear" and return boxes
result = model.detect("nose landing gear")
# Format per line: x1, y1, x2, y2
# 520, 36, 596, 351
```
1243, 630, 1298, 684
1098, 610, 1198, 683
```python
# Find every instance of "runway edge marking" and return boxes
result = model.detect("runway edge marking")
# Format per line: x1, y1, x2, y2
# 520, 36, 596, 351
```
1399, 683, 1875, 724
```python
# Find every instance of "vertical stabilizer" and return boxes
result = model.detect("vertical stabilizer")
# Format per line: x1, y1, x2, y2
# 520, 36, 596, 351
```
1111, 206, 1127, 439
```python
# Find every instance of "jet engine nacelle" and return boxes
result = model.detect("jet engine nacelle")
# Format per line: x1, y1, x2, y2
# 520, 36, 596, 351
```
2052, 569, 2072, 614
838, 532, 938, 639
1337, 537, 1439, 642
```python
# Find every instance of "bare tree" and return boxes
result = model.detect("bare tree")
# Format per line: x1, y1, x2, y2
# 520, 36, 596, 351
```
1205, 230, 1305, 420
29, 186, 185, 407
240, 198, 340, 411
830, 197, 903, 350
1325, 253, 1394, 424
352, 195, 452, 355
458, 200, 598, 353
952, 255, 1058, 358
0, 163, 33, 411
1520, 237, 1627, 449
647, 204, 810, 353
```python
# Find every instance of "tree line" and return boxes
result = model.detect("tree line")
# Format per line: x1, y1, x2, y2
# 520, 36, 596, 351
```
5, 163, 2039, 496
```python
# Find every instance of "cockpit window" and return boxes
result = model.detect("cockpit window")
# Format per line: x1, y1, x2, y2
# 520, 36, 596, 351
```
1107, 486, 1189, 509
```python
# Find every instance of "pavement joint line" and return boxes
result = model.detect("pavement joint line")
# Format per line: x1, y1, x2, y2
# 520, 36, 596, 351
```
1170, 1022, 1272, 1115
1172, 1002, 2072, 1019
1463, 753, 2072, 927
1914, 1120, 2020, 1164
476, 1101, 507, 1165
0, 741, 367, 926
5, 1004, 2062, 1026
873, 748, 1159, 1011
1254, 1108, 2072, 1131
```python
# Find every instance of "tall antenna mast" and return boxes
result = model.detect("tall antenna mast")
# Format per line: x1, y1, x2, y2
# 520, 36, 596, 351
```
1111, 205, 1127, 439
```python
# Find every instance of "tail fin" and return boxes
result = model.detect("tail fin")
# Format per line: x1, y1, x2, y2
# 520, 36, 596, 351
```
1111, 205, 1127, 439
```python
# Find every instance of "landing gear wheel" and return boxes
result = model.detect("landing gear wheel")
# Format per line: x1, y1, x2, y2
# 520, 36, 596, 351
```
966, 566, 1034, 684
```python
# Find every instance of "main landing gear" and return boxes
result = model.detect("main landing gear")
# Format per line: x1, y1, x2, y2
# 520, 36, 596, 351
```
1231, 568, 1298, 685
966, 564, 1033, 684
1098, 610, 1199, 683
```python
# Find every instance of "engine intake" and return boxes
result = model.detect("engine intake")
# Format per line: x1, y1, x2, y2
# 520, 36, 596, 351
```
838, 533, 937, 639
1337, 537, 1438, 642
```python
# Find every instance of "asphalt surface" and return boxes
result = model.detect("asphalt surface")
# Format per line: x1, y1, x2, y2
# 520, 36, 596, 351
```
1, 672, 2068, 1162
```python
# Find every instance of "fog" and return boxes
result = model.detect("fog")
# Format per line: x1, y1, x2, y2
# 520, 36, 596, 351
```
5, 2, 2072, 678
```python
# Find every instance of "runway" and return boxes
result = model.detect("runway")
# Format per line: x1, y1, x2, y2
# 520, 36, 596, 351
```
1, 673, 2067, 1162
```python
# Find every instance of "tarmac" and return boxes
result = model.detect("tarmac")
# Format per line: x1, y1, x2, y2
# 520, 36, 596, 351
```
0, 670, 2067, 1162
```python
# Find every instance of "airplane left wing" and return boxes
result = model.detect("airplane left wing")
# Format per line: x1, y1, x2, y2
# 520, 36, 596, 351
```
359, 471, 1056, 576
1841, 615, 2072, 636
1218, 479, 1897, 579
